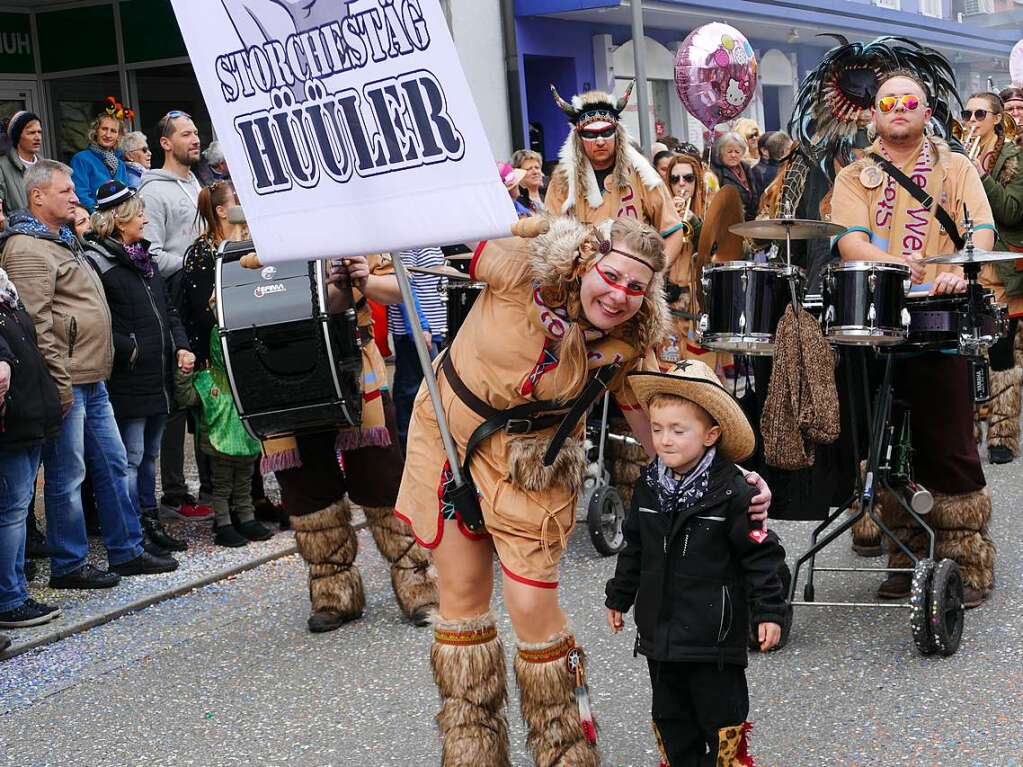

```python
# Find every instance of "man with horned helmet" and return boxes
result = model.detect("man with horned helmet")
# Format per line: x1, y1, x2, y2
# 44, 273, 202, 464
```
546, 83, 686, 268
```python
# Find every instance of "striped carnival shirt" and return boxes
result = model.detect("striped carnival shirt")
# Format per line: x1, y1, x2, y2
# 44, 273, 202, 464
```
387, 247, 448, 337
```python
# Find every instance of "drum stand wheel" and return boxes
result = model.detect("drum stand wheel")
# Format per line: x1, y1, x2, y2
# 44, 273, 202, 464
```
928, 559, 965, 657
910, 558, 936, 654
586, 483, 627, 556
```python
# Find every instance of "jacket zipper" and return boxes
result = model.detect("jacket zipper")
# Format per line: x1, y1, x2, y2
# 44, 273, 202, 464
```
141, 274, 171, 413
67, 316, 78, 359
681, 528, 690, 558
717, 585, 732, 643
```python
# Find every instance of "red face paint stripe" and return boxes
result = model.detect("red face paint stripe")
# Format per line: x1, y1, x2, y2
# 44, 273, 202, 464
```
595, 264, 644, 296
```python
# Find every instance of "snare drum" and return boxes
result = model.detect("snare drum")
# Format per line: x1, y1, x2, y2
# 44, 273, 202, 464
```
216, 244, 363, 440
444, 282, 485, 344
822, 261, 911, 345
905, 290, 1006, 352
698, 261, 803, 355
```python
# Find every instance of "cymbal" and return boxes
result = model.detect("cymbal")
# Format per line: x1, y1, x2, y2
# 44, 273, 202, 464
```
920, 249, 1020, 265
408, 265, 472, 280
729, 218, 844, 240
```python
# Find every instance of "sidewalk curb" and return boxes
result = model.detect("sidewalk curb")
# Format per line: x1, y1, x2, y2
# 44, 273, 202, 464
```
0, 519, 366, 662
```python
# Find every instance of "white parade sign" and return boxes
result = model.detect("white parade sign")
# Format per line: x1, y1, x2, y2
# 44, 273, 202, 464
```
169, 0, 517, 263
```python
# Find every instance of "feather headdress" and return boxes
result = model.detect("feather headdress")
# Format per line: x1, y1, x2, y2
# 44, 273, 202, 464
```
789, 35, 960, 179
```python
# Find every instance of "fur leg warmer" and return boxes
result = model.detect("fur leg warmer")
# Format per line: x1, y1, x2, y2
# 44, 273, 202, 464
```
714, 722, 757, 767
291, 500, 365, 618
606, 425, 648, 511
362, 505, 438, 621
849, 461, 881, 552
882, 487, 996, 594
430, 612, 511, 767
514, 631, 600, 767
986, 367, 1022, 454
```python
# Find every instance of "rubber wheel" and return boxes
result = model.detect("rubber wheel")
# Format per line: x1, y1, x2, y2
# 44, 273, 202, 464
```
929, 559, 965, 657
910, 558, 936, 655
587, 486, 626, 556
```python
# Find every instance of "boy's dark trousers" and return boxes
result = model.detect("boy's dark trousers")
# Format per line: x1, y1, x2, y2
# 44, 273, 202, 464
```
648, 659, 749, 766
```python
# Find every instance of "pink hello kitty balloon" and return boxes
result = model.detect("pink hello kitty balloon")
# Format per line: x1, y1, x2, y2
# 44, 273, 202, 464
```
675, 23, 758, 129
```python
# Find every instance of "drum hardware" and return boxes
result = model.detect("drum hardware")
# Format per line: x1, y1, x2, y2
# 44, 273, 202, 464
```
407, 265, 469, 279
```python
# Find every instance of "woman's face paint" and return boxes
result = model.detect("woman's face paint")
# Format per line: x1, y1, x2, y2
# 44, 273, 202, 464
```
580, 248, 652, 330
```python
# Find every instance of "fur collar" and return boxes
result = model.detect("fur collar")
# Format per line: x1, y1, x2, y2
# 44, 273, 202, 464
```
526, 216, 669, 352
554, 126, 665, 214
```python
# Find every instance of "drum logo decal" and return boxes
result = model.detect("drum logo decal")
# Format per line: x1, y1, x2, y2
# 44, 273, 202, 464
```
254, 283, 287, 298
260, 266, 277, 280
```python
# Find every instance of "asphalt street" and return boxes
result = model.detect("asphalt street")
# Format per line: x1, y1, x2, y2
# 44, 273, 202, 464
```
2, 460, 1022, 767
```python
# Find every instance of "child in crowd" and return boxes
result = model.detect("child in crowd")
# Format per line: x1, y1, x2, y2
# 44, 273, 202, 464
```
605, 359, 787, 767
176, 328, 272, 548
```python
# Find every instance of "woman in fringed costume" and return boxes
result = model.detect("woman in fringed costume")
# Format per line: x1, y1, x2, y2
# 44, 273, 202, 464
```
963, 91, 1023, 465
261, 254, 438, 632
397, 215, 771, 767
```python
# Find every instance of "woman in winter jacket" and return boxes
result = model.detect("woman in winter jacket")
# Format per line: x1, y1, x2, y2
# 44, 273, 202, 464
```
711, 132, 765, 222
0, 268, 62, 629
70, 114, 129, 212
84, 181, 194, 553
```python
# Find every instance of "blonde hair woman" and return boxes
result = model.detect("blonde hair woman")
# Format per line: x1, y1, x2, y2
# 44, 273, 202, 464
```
70, 112, 128, 211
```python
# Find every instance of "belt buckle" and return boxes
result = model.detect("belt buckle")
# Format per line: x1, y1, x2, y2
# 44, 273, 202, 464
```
505, 418, 533, 435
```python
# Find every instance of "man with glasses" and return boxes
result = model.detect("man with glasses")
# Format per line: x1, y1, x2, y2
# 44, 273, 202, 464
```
139, 111, 211, 522
830, 69, 998, 609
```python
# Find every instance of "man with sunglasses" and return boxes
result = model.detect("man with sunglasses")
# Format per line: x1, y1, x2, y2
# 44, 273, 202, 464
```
545, 84, 685, 268
139, 111, 211, 522
830, 70, 998, 608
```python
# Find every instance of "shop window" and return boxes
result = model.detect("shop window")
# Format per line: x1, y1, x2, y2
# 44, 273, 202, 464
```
120, 0, 187, 64
37, 6, 117, 73
133, 64, 213, 169
0, 13, 34, 75
47, 72, 122, 163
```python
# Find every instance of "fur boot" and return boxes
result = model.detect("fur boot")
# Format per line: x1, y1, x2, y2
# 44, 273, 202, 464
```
882, 487, 996, 595
514, 631, 600, 767
431, 612, 511, 767
362, 505, 437, 625
291, 500, 365, 627
606, 423, 648, 511
986, 367, 1023, 455
713, 722, 757, 767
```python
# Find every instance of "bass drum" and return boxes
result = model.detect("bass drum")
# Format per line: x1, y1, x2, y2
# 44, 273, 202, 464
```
216, 244, 362, 440
444, 281, 485, 345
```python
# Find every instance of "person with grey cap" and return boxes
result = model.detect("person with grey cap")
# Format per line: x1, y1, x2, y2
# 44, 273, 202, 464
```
0, 111, 43, 217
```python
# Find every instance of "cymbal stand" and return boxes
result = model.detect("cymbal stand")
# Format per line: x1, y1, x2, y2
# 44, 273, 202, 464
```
788, 350, 937, 607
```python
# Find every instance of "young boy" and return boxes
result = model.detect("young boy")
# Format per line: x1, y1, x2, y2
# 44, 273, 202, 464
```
605, 359, 787, 767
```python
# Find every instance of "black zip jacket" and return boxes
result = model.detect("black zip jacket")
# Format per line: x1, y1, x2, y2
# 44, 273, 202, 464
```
0, 301, 61, 451
84, 234, 189, 419
605, 451, 787, 667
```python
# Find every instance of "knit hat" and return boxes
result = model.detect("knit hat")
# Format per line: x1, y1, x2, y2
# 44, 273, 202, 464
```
7, 111, 39, 149
628, 359, 756, 462
95, 179, 135, 211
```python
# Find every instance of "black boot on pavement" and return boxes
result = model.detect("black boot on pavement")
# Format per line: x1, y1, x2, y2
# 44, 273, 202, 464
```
25, 516, 48, 560
0, 599, 61, 628
237, 520, 273, 542
24, 559, 38, 582
111, 551, 179, 576
49, 564, 120, 590
214, 524, 248, 548
141, 512, 187, 552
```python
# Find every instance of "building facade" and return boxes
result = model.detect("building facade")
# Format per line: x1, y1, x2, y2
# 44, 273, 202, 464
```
513, 0, 1021, 162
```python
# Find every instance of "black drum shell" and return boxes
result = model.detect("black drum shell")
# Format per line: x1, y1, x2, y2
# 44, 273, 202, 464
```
823, 262, 909, 345
445, 282, 484, 345
216, 257, 362, 439
699, 262, 802, 355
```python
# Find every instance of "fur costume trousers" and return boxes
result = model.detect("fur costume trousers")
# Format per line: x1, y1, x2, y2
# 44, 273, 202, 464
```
606, 420, 648, 511
514, 631, 600, 767
986, 367, 1022, 455
290, 500, 365, 619
430, 612, 511, 767
880, 487, 996, 594
361, 505, 437, 620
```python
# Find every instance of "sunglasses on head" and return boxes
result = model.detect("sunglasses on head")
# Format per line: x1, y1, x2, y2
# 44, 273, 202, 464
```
164, 110, 191, 120
579, 126, 616, 141
962, 108, 996, 121
877, 95, 921, 113
670, 173, 696, 184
